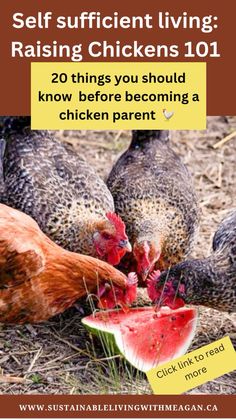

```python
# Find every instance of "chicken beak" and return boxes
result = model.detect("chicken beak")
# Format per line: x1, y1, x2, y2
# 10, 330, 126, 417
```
118, 239, 132, 253
140, 267, 150, 282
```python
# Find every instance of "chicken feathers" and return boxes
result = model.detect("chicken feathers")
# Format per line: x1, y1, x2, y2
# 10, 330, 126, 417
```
0, 118, 131, 264
0, 204, 136, 324
152, 210, 236, 312
107, 130, 199, 281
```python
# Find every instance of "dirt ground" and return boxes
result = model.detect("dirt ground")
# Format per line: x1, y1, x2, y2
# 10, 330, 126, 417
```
0, 116, 235, 394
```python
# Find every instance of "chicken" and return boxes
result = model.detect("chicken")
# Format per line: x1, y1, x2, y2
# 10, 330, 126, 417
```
0, 117, 131, 265
148, 210, 236, 312
107, 130, 199, 281
0, 204, 137, 324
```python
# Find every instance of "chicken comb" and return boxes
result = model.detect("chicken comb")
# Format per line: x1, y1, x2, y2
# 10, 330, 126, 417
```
148, 270, 161, 284
106, 212, 126, 236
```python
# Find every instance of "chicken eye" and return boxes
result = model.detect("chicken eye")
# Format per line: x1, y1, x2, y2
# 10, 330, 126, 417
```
102, 232, 112, 240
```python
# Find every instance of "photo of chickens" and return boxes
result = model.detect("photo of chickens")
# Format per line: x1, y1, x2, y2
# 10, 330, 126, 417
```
0, 116, 235, 394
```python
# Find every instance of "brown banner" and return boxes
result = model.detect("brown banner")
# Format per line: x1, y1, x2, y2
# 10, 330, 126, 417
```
0, 395, 235, 418
1, 0, 236, 115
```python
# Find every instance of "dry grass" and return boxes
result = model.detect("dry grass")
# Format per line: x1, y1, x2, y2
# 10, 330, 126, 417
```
0, 116, 235, 394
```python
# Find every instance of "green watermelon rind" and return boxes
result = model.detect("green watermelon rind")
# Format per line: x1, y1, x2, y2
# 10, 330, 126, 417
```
82, 317, 119, 355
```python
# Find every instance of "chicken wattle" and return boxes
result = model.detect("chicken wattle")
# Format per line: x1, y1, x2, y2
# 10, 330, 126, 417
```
97, 272, 138, 310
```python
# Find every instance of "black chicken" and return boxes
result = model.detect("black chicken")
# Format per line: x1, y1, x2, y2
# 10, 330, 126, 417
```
148, 210, 236, 312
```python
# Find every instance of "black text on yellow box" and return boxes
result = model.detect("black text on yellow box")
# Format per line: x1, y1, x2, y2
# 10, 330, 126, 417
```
31, 62, 206, 130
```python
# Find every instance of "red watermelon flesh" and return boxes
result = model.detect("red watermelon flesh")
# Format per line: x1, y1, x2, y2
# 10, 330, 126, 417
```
82, 306, 198, 372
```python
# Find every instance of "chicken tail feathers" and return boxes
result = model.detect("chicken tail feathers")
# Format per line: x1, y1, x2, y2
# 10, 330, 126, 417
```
131, 130, 169, 149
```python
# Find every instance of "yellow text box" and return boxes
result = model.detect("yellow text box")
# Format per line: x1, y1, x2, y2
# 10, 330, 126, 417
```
31, 62, 206, 130
147, 336, 236, 394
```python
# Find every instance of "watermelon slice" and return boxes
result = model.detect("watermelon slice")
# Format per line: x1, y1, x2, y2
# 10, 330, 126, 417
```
82, 306, 198, 372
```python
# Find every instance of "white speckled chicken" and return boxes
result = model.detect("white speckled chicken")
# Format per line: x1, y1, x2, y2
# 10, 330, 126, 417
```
107, 130, 200, 281
0, 117, 131, 265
